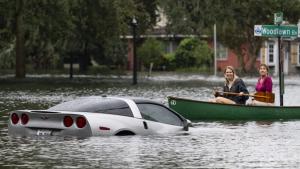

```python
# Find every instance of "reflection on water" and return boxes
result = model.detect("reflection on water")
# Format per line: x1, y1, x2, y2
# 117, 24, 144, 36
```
1, 76, 300, 168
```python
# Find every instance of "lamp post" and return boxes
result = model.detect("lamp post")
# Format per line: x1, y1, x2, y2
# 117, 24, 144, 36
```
213, 23, 217, 76
131, 17, 138, 85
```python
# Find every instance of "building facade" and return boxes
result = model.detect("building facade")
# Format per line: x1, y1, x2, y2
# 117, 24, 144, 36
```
126, 33, 300, 75
261, 39, 300, 75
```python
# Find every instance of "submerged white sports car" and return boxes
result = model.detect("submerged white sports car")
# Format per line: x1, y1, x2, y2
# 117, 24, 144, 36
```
8, 96, 191, 137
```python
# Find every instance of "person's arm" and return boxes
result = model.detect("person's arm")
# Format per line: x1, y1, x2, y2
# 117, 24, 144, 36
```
265, 77, 273, 92
214, 91, 223, 97
220, 85, 229, 98
255, 79, 260, 92
238, 79, 249, 100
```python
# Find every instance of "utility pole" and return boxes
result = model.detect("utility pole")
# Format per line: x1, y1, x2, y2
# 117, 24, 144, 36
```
214, 24, 217, 76
132, 17, 138, 85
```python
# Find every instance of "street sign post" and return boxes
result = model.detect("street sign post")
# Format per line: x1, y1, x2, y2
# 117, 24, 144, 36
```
254, 25, 298, 37
254, 12, 298, 106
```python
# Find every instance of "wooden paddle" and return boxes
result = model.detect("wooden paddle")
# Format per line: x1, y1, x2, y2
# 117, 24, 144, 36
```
216, 91, 275, 103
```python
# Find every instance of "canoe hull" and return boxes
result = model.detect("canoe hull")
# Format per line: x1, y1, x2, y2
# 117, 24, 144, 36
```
168, 96, 300, 121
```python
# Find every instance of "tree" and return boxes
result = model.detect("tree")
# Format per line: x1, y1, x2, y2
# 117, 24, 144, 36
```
159, 0, 218, 35
0, 0, 159, 77
14, 0, 25, 78
137, 38, 164, 69
217, 0, 300, 73
65, 0, 159, 72
25, 1, 71, 70
0, 0, 71, 77
174, 38, 213, 68
194, 41, 213, 67
160, 0, 300, 73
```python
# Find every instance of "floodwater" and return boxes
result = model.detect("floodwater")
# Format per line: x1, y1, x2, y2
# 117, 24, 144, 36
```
1, 74, 300, 168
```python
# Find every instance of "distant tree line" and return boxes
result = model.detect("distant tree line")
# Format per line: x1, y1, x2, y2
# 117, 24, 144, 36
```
0, 0, 158, 78
1, 0, 300, 78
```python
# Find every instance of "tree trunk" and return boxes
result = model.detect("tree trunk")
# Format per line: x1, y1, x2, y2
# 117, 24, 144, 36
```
69, 54, 73, 79
79, 41, 90, 73
248, 37, 262, 73
235, 47, 246, 73
15, 0, 25, 78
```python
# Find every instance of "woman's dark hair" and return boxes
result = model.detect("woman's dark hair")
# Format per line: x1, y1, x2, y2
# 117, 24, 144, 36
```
259, 63, 269, 72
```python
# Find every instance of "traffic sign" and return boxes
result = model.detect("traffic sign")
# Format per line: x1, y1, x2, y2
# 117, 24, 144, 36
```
274, 12, 283, 24
254, 25, 298, 37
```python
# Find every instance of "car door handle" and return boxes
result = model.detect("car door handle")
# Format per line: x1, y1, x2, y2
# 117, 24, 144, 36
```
143, 121, 148, 129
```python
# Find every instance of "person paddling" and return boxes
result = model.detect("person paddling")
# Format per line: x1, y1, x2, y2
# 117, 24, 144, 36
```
211, 66, 249, 104
249, 64, 274, 106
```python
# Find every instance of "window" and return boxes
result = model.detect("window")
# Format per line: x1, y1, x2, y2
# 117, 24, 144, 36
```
165, 41, 176, 53
137, 103, 183, 126
95, 107, 133, 117
48, 97, 134, 117
217, 43, 228, 60
267, 43, 275, 65
256, 49, 261, 61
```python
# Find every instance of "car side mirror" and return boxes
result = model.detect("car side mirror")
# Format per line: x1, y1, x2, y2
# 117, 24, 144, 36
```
183, 119, 192, 131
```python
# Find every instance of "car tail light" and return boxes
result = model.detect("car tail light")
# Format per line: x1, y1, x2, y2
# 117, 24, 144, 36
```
76, 116, 86, 128
63, 116, 73, 127
21, 113, 29, 125
11, 113, 19, 124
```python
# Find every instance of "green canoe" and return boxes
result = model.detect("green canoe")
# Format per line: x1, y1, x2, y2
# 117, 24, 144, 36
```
168, 96, 300, 121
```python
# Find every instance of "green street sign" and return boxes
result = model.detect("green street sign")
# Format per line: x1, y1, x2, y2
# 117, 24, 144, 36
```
254, 25, 298, 37
274, 12, 283, 24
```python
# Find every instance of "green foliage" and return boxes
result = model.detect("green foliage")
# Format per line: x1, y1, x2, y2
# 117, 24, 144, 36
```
174, 38, 198, 68
194, 41, 213, 66
3, 0, 300, 75
162, 52, 176, 70
137, 38, 164, 69
160, 0, 300, 73
0, 42, 15, 69
159, 0, 218, 35
0, 1, 15, 69
174, 38, 213, 68
164, 52, 175, 62
93, 38, 127, 67
216, 0, 300, 72
0, 0, 159, 76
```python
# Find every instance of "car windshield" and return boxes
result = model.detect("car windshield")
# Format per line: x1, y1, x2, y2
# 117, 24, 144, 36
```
48, 97, 133, 117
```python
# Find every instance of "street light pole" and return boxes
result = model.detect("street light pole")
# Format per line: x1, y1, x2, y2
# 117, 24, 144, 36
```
132, 17, 137, 85
213, 24, 217, 76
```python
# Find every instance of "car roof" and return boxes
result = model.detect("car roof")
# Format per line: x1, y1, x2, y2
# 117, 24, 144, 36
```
48, 96, 162, 112
49, 96, 129, 112
131, 98, 162, 104
95, 96, 162, 104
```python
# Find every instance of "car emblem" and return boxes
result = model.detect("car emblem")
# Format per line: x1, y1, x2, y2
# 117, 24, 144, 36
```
40, 116, 49, 120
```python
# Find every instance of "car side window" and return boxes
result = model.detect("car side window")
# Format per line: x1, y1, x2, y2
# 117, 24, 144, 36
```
96, 107, 133, 117
137, 103, 183, 126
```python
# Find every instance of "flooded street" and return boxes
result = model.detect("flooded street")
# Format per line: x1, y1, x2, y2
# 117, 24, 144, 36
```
1, 75, 300, 168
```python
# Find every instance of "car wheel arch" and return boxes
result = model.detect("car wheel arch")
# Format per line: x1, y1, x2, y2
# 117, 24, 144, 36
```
115, 130, 135, 136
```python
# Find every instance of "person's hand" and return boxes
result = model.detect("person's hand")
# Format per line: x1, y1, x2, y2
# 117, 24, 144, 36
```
214, 91, 220, 97
238, 92, 244, 96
